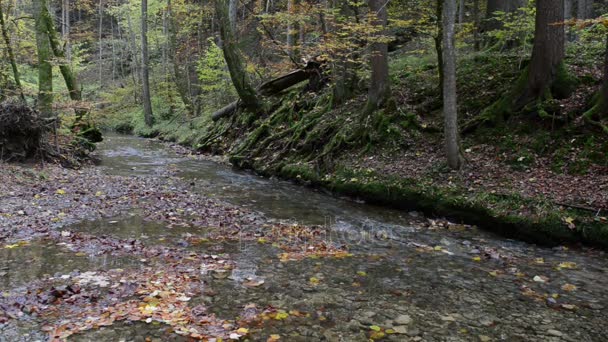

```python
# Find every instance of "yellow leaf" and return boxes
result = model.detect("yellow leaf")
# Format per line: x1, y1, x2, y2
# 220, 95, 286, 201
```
534, 258, 544, 264
56, 189, 66, 195
434, 246, 442, 251
236, 328, 249, 334
557, 262, 577, 270
357, 271, 367, 276
267, 334, 281, 342
369, 325, 381, 332
309, 277, 320, 285
472, 256, 481, 262
4, 244, 20, 249
257, 237, 267, 244
95, 191, 103, 196
274, 311, 289, 320
561, 283, 577, 292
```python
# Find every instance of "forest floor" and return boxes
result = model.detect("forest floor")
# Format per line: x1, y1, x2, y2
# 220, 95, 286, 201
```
1, 135, 608, 341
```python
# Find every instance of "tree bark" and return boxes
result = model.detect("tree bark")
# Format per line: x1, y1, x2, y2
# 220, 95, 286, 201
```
42, 2, 87, 120
34, 0, 53, 118
228, 0, 237, 32
0, 0, 25, 102
576, 0, 588, 19
435, 0, 444, 98
214, 0, 261, 111
517, 0, 565, 108
141, 0, 153, 126
98, 0, 103, 88
582, 35, 608, 133
458, 0, 464, 23
473, 0, 480, 50
366, 0, 391, 112
442, 0, 462, 169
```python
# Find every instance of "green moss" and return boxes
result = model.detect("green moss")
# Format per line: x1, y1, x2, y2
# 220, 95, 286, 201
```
551, 63, 579, 99
274, 165, 608, 249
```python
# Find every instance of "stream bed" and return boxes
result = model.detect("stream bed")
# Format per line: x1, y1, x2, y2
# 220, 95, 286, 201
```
1, 133, 607, 341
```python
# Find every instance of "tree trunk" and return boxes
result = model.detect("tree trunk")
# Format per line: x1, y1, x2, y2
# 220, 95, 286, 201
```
61, 0, 71, 61
582, 35, 608, 133
228, 0, 237, 32
42, 2, 86, 120
0, 0, 25, 102
576, 0, 588, 19
214, 0, 261, 111
34, 0, 53, 118
442, 0, 462, 169
126, 13, 141, 103
141, 0, 153, 127
167, 0, 194, 113
458, 0, 464, 23
435, 0, 444, 98
473, 0, 480, 50
366, 0, 391, 112
517, 0, 565, 108
98, 0, 103, 88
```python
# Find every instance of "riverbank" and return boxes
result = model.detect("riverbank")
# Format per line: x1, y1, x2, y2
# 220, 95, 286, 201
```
164, 134, 608, 249
99, 50, 608, 249
155, 104, 607, 250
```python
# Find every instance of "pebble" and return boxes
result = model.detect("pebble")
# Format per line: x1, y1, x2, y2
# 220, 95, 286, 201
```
394, 314, 412, 325
547, 329, 563, 337
393, 325, 408, 334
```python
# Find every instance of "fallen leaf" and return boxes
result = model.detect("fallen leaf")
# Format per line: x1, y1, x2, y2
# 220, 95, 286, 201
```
561, 283, 577, 292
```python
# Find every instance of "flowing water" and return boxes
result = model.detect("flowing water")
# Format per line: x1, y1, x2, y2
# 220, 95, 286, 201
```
2, 133, 607, 341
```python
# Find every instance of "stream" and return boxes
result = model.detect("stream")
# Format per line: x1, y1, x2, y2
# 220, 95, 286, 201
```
1, 133, 607, 341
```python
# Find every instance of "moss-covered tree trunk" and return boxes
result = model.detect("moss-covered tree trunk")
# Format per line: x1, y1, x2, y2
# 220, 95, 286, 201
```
34, 0, 53, 118
141, 0, 153, 127
468, 0, 575, 132
516, 0, 567, 109
365, 0, 391, 113
583, 35, 608, 133
0, 0, 25, 102
215, 0, 261, 111
41, 4, 87, 121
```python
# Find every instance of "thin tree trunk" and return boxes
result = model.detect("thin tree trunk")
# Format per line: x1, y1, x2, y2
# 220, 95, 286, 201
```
442, 0, 462, 169
111, 17, 115, 82
473, 0, 480, 50
141, 0, 153, 127
126, 14, 140, 103
286, 0, 295, 59
34, 0, 53, 118
366, 0, 391, 112
228, 0, 237, 32
0, 0, 25, 102
458, 0, 464, 23
98, 0, 103, 88
435, 0, 444, 98
215, 0, 261, 111
42, 3, 86, 120
61, 0, 70, 61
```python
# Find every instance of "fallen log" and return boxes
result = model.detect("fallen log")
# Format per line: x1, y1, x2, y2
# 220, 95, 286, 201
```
212, 101, 240, 121
212, 60, 325, 121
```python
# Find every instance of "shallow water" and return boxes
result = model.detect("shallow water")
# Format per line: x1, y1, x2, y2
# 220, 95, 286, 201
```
2, 133, 607, 341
